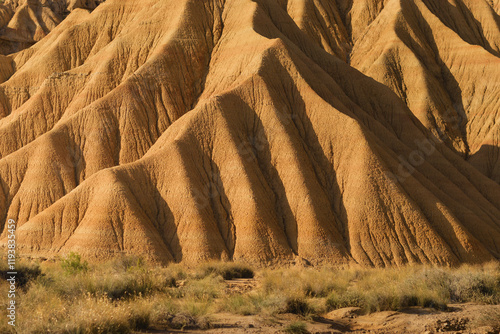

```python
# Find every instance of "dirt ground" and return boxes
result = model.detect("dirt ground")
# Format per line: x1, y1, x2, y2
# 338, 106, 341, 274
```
140, 303, 500, 334
139, 277, 500, 334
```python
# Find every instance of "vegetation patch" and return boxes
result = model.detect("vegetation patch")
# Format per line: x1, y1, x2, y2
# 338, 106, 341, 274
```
0, 256, 498, 334
0, 261, 42, 288
197, 262, 254, 280
285, 321, 310, 334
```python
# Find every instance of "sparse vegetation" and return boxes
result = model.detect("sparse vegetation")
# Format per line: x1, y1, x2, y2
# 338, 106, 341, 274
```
0, 260, 42, 288
0, 256, 498, 333
196, 261, 254, 280
285, 321, 310, 333
470, 307, 500, 331
61, 251, 89, 274
284, 297, 313, 316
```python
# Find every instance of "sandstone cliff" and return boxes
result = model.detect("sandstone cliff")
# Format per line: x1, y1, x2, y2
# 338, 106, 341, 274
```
0, 0, 498, 266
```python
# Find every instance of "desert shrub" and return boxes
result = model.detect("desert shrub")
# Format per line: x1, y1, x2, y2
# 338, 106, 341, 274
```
183, 275, 225, 301
0, 261, 42, 288
285, 321, 310, 334
108, 255, 145, 272
221, 294, 257, 315
197, 262, 254, 280
260, 267, 356, 299
179, 299, 213, 317
61, 296, 132, 334
284, 297, 312, 316
222, 291, 287, 316
128, 299, 153, 330
97, 271, 156, 300
160, 263, 188, 281
61, 252, 88, 274
37, 263, 163, 301
160, 312, 211, 330
58, 296, 156, 333
291, 267, 349, 297
325, 270, 449, 314
326, 290, 364, 310
448, 269, 500, 304
12, 282, 68, 333
165, 275, 177, 287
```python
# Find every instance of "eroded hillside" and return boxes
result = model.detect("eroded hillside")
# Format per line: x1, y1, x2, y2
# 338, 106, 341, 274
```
0, 0, 104, 54
0, 0, 498, 266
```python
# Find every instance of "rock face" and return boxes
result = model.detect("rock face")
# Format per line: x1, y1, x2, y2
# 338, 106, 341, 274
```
0, 0, 499, 266
0, 0, 104, 54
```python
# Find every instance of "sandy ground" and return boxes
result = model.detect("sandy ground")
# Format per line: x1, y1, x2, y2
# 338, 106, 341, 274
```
137, 277, 500, 334
140, 304, 500, 333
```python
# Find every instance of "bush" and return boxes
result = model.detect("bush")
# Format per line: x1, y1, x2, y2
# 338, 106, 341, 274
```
81, 268, 162, 300
128, 302, 152, 330
284, 297, 312, 316
61, 252, 88, 274
448, 269, 500, 304
109, 255, 145, 272
198, 262, 254, 280
326, 284, 447, 313
163, 312, 210, 330
285, 321, 309, 334
38, 263, 162, 300
62, 297, 132, 334
326, 290, 364, 310
0, 262, 42, 288
222, 294, 257, 315
183, 275, 225, 301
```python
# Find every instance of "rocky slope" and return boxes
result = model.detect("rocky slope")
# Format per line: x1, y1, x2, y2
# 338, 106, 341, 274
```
0, 0, 499, 266
0, 0, 104, 54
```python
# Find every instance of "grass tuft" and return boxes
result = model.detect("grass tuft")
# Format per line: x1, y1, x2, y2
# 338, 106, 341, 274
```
284, 321, 310, 334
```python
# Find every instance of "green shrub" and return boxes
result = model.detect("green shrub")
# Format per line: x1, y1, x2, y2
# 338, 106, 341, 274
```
61, 252, 88, 275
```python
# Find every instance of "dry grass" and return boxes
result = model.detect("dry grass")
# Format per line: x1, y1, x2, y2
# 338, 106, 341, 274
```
195, 261, 254, 280
284, 321, 310, 334
470, 307, 500, 331
0, 257, 498, 333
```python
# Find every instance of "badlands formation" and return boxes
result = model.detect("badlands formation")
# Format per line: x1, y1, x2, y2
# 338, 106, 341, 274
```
0, 0, 104, 54
0, 0, 498, 266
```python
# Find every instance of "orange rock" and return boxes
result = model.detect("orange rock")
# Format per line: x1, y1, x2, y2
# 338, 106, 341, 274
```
0, 0, 498, 266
